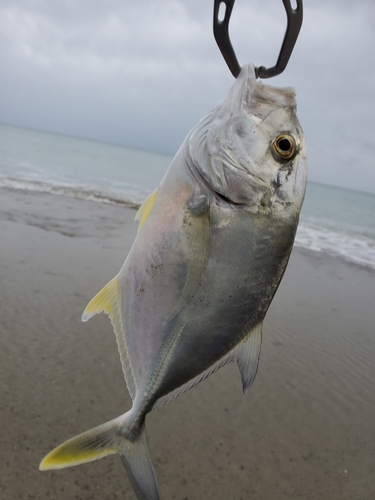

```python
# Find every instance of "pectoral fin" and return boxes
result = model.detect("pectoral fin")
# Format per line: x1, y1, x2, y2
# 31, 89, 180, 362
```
236, 322, 263, 393
165, 190, 210, 323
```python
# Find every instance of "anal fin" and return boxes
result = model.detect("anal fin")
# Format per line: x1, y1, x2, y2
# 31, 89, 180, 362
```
81, 276, 137, 401
81, 276, 120, 321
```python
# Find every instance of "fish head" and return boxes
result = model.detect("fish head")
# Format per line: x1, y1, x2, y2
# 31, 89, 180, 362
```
189, 64, 307, 215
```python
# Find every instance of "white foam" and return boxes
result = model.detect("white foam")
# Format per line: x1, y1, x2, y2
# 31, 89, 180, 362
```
295, 223, 375, 270
0, 176, 144, 208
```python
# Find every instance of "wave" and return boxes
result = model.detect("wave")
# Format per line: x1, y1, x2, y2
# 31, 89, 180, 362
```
0, 176, 144, 208
2, 175, 374, 271
295, 223, 375, 271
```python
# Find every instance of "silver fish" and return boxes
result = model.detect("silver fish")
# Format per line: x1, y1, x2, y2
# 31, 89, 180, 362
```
40, 64, 307, 499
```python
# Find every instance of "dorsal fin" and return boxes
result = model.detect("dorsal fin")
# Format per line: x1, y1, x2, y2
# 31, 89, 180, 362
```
236, 322, 263, 394
135, 187, 159, 231
152, 322, 263, 410
81, 277, 137, 401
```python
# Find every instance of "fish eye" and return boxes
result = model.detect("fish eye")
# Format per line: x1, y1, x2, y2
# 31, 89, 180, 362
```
272, 134, 296, 160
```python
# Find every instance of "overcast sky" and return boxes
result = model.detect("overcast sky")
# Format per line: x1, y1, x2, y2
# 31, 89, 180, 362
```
1, 0, 375, 194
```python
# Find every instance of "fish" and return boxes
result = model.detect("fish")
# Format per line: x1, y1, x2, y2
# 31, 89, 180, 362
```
39, 64, 307, 499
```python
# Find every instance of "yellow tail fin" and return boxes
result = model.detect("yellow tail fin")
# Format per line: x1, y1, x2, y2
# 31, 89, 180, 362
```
40, 415, 160, 498
39, 416, 122, 470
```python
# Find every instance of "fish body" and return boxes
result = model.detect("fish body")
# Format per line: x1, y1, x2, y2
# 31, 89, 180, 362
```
40, 64, 307, 499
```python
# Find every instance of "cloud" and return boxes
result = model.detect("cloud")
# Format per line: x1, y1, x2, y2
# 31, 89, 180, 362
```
0, 0, 374, 193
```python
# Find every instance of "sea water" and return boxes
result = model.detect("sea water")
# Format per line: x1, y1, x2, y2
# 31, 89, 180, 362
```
1, 123, 374, 270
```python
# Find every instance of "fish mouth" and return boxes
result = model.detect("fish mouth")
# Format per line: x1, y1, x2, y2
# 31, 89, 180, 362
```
239, 64, 297, 122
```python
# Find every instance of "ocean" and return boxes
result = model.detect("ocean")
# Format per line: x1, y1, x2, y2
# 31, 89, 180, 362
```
1, 123, 374, 270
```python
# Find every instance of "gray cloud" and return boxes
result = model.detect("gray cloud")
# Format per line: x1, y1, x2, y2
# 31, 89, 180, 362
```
1, 0, 374, 193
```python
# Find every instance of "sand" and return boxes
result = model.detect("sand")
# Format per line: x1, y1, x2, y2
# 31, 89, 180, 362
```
1, 187, 374, 500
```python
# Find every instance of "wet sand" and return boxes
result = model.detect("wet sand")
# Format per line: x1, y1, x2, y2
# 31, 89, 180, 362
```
1, 187, 374, 500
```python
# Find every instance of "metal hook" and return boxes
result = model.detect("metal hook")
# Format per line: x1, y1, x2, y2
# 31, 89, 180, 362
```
213, 0, 303, 79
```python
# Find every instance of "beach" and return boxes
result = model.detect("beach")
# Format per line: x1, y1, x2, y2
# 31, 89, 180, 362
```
1, 186, 374, 500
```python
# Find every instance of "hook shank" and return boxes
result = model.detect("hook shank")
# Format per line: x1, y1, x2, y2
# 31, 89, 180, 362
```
213, 0, 241, 78
213, 0, 303, 79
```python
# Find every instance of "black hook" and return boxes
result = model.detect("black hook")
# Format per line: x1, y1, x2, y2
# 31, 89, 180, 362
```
213, 0, 303, 79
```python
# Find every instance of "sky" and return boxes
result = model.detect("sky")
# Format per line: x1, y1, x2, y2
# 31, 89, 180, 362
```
1, 0, 375, 194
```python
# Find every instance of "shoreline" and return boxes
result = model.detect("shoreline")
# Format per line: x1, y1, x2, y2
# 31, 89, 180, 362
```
2, 181, 374, 272
1, 187, 374, 499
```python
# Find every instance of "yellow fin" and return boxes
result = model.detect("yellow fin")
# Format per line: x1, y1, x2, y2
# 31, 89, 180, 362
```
135, 187, 159, 231
81, 276, 119, 322
81, 275, 137, 401
40, 417, 160, 499
39, 416, 122, 470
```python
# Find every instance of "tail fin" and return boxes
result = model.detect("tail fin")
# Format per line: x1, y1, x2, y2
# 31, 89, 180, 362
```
39, 414, 159, 500
120, 428, 159, 500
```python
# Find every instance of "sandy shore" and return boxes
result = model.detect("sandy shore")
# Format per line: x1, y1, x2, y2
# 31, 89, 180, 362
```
1, 187, 374, 500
